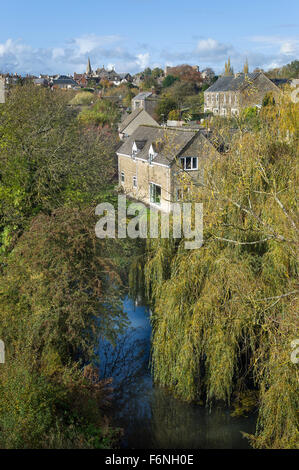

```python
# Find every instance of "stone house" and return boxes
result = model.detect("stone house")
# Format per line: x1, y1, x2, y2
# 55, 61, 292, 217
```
131, 92, 160, 118
117, 125, 219, 212
204, 72, 281, 116
118, 108, 159, 140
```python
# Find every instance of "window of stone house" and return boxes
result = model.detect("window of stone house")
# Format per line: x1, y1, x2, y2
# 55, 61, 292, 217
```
149, 146, 155, 164
150, 183, 161, 205
216, 93, 219, 102
121, 171, 125, 183
180, 157, 198, 170
133, 176, 137, 188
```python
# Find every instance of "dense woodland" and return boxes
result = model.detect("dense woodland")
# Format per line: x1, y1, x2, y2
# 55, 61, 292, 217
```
0, 85, 142, 448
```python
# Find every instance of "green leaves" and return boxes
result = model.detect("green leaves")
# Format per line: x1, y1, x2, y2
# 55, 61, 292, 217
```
139, 95, 299, 448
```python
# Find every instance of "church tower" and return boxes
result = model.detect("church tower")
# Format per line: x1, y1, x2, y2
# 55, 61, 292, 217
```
86, 57, 92, 75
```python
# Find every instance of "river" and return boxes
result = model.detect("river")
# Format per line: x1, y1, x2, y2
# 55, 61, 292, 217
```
98, 297, 256, 449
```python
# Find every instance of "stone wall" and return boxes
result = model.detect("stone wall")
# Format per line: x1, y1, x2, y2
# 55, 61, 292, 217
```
118, 154, 172, 212
204, 90, 240, 116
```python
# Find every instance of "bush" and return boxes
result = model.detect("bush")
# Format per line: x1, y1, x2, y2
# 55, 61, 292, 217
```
69, 92, 95, 105
162, 75, 179, 88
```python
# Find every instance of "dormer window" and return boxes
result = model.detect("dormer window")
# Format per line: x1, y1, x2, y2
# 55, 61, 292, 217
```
132, 140, 146, 159
132, 141, 138, 159
149, 144, 157, 164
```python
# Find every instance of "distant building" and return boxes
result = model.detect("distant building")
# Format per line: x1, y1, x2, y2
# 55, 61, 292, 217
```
74, 73, 88, 87
131, 92, 159, 117
201, 68, 215, 82
118, 108, 159, 140
204, 71, 281, 116
52, 75, 78, 89
86, 57, 92, 75
33, 78, 49, 87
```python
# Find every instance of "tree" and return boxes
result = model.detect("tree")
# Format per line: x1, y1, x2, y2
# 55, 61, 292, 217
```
244, 58, 249, 74
0, 84, 118, 247
224, 57, 234, 76
135, 93, 299, 449
266, 60, 299, 79
165, 64, 202, 84
0, 207, 128, 448
168, 109, 180, 120
78, 98, 120, 127
162, 75, 179, 88
155, 97, 177, 122
152, 67, 164, 79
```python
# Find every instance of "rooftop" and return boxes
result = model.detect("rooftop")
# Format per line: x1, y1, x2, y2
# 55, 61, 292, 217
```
206, 72, 261, 92
132, 91, 153, 101
118, 125, 201, 166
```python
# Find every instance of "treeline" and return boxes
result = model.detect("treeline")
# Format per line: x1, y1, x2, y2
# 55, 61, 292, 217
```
266, 60, 299, 79
0, 84, 132, 448
130, 94, 299, 448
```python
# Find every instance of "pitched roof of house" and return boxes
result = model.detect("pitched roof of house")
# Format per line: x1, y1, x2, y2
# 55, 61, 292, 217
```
205, 72, 263, 92
117, 125, 201, 166
53, 75, 77, 86
118, 108, 159, 133
132, 91, 153, 101
119, 108, 143, 132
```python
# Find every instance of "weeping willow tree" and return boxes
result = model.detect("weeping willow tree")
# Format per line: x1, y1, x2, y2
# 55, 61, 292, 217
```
131, 93, 299, 448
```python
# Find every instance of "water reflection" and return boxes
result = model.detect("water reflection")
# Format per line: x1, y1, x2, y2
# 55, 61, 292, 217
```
98, 297, 256, 449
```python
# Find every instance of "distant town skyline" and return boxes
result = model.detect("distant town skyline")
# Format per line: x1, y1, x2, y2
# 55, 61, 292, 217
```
0, 0, 298, 75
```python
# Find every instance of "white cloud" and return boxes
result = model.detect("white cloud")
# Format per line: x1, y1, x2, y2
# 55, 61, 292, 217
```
136, 53, 150, 70
279, 40, 298, 55
196, 38, 230, 56
70, 34, 122, 56
249, 35, 299, 55
0, 33, 298, 76
0, 35, 150, 75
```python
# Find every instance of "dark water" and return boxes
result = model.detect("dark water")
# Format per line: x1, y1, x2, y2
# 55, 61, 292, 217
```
99, 297, 256, 449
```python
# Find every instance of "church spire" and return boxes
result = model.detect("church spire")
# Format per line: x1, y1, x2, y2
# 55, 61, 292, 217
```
86, 57, 92, 75
243, 58, 249, 74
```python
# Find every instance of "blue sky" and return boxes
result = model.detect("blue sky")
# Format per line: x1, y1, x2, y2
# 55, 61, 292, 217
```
0, 0, 298, 75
